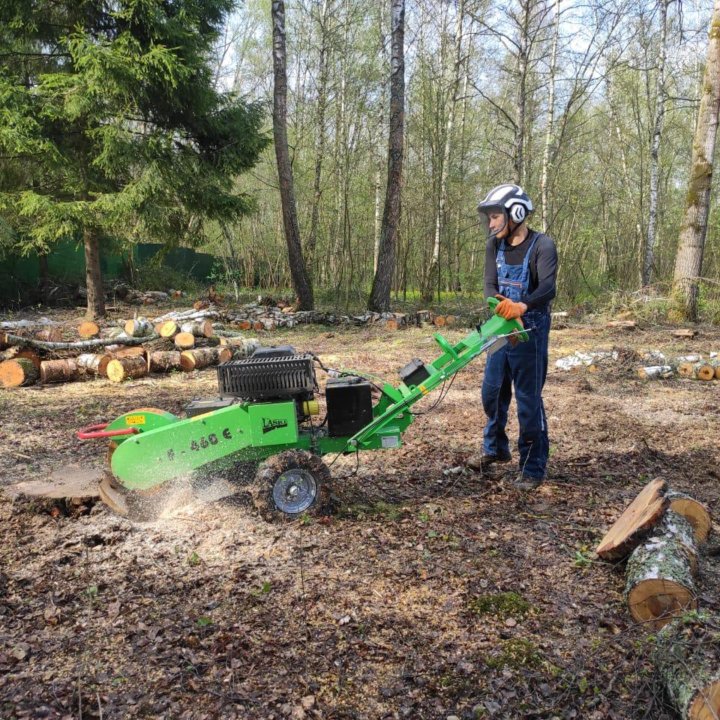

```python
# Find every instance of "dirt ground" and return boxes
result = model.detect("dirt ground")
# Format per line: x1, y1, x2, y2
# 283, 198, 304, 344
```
1, 309, 719, 720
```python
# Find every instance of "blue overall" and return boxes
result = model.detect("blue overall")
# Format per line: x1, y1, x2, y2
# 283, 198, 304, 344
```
482, 234, 550, 479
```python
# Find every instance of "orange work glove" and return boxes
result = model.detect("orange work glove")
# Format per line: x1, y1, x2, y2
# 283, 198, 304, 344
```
494, 294, 527, 320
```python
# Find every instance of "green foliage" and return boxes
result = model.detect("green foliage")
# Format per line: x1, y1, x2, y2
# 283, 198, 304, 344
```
468, 591, 531, 620
187, 551, 201, 567
485, 638, 542, 670
0, 0, 268, 260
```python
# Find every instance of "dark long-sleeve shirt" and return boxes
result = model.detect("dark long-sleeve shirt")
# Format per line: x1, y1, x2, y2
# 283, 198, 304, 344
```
483, 229, 558, 310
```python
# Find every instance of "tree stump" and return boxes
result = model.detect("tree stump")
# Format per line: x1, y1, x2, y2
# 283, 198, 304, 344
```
106, 355, 148, 382
148, 351, 182, 373
625, 511, 697, 628
180, 348, 217, 372
174, 332, 195, 350
596, 478, 669, 561
40, 358, 80, 384
0, 358, 39, 387
653, 613, 720, 720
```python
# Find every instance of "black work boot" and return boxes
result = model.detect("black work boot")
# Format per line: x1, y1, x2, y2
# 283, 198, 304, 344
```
466, 451, 512, 472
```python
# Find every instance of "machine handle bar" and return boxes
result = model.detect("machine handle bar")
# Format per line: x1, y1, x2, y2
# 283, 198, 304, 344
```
76, 423, 140, 440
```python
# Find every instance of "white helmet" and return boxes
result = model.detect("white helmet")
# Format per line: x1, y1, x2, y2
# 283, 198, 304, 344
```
477, 184, 534, 238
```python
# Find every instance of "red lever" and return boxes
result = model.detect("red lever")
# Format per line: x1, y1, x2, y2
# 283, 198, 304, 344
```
76, 423, 140, 440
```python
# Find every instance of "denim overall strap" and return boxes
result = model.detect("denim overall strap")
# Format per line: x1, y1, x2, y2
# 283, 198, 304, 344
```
496, 232, 539, 301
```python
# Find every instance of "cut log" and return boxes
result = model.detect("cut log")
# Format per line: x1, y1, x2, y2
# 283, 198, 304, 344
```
385, 319, 399, 331
444, 315, 457, 327
653, 613, 720, 720
174, 332, 195, 350
110, 346, 147, 361
76, 353, 107, 375
13, 348, 41, 370
180, 320, 214, 338
77, 321, 100, 339
666, 491, 712, 544
217, 336, 259, 357
158, 320, 178, 338
40, 358, 80, 384
106, 355, 148, 382
0, 358, 39, 387
0, 331, 9, 350
180, 348, 217, 372
695, 362, 716, 381
625, 511, 697, 628
148, 350, 182, 373
35, 327, 63, 343
637, 365, 674, 380
238, 320, 252, 331
124, 317, 154, 337
596, 478, 669, 561
433, 315, 447, 327
671, 328, 697, 339
216, 347, 232, 364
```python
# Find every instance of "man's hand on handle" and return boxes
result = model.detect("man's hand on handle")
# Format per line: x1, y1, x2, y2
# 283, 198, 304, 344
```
493, 294, 527, 320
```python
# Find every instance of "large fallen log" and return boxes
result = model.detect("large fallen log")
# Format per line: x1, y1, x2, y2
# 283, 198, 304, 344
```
0, 358, 39, 387
0, 332, 158, 352
653, 613, 720, 720
40, 358, 80, 384
625, 511, 698, 628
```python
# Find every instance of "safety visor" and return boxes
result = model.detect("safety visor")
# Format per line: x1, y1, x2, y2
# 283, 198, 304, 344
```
477, 205, 508, 239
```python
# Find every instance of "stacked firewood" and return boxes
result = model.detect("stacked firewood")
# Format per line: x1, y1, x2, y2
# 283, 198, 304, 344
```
597, 479, 718, 720
0, 314, 258, 388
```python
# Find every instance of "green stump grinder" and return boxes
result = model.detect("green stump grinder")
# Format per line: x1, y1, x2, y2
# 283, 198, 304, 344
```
78, 299, 527, 520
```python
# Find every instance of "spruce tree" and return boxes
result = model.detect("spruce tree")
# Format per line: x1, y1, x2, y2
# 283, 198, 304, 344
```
0, 0, 268, 317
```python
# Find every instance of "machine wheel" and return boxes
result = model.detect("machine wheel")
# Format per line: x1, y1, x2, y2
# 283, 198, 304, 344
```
252, 450, 332, 521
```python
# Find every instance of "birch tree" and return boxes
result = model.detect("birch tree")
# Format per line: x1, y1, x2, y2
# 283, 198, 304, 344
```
272, 0, 314, 310
671, 0, 720, 321
368, 0, 405, 312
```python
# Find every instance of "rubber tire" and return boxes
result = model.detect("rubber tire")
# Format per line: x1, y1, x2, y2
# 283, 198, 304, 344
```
252, 450, 332, 522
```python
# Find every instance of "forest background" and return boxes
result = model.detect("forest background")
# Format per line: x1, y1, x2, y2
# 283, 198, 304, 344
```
1, 0, 718, 319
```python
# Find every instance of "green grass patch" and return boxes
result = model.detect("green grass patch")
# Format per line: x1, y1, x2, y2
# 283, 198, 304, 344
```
468, 591, 531, 620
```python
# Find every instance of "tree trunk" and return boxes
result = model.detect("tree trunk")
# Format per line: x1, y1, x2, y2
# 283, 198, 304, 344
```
671, 0, 720, 321
271, 0, 314, 310
306, 0, 331, 282
368, 0, 405, 313
514, 0, 531, 186
426, 0, 465, 303
83, 227, 105, 319
540, 0, 560, 232
643, 0, 670, 286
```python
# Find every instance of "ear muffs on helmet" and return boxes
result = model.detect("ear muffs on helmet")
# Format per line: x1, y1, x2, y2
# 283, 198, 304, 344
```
509, 204, 527, 223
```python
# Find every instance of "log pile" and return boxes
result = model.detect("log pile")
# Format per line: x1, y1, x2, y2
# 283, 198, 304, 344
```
596, 478, 711, 628
0, 313, 259, 388
555, 349, 720, 381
